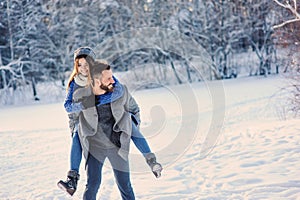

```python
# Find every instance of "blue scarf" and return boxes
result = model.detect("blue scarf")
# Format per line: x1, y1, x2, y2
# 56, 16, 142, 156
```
96, 76, 124, 105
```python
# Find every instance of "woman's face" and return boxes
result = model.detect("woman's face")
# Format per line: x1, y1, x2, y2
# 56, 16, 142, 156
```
78, 58, 89, 76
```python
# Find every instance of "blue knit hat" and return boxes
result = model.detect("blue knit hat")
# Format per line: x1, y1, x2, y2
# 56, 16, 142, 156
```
73, 46, 96, 61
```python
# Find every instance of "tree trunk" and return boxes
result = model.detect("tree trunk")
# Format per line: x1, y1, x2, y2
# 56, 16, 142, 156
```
183, 60, 192, 83
0, 53, 7, 89
170, 60, 182, 84
6, 0, 14, 60
31, 77, 40, 101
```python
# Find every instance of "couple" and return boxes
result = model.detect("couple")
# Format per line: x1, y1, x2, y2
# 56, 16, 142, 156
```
57, 47, 162, 200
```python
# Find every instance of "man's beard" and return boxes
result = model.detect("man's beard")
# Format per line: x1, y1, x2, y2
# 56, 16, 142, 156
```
100, 83, 114, 92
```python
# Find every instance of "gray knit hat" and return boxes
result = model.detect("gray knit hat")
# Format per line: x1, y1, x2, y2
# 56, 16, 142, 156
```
73, 46, 96, 61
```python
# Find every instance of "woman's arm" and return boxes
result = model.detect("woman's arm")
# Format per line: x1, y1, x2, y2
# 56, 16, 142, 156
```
64, 81, 84, 113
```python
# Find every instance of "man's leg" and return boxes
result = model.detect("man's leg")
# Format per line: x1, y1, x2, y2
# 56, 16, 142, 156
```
83, 154, 104, 200
108, 149, 135, 200
113, 168, 135, 200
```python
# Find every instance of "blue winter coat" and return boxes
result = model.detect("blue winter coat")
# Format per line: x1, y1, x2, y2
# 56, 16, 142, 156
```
64, 80, 84, 134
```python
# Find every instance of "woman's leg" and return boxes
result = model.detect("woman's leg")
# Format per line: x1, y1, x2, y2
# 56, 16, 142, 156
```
57, 130, 82, 195
131, 122, 151, 156
70, 131, 82, 172
131, 123, 163, 178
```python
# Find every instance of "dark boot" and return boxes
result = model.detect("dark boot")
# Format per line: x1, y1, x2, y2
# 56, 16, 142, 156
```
145, 153, 163, 178
57, 170, 80, 196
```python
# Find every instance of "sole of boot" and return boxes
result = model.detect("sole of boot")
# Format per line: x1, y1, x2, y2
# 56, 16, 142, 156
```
57, 181, 76, 196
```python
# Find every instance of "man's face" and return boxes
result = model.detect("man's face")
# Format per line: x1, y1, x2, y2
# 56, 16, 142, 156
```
94, 69, 115, 93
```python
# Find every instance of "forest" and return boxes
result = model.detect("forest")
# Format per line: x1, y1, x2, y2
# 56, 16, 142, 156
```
0, 0, 299, 104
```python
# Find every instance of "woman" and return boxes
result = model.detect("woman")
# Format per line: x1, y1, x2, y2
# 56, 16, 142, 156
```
57, 47, 162, 196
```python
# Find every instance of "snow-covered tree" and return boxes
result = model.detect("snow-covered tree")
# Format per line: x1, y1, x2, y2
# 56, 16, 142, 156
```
240, 0, 276, 76
272, 0, 300, 117
2, 0, 298, 105
42, 0, 85, 85
272, 0, 300, 29
186, 0, 240, 80
0, 0, 47, 99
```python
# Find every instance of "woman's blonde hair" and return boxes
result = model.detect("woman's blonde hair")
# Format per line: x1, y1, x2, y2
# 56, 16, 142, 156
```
66, 58, 81, 91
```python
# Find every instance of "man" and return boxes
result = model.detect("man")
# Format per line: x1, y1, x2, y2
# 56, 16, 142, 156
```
73, 58, 162, 200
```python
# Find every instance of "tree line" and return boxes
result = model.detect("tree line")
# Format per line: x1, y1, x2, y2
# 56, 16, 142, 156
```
0, 0, 298, 96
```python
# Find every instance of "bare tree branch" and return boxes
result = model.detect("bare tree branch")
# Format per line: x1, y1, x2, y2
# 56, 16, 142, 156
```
273, 0, 300, 29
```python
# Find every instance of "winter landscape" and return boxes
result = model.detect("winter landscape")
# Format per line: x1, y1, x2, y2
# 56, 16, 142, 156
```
1, 1, 300, 199
1, 74, 300, 200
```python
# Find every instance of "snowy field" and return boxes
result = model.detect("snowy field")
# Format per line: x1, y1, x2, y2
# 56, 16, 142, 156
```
1, 75, 300, 200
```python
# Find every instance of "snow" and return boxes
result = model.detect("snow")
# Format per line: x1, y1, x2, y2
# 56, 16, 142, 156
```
1, 75, 300, 200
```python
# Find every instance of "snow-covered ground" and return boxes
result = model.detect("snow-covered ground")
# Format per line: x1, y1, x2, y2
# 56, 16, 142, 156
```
1, 75, 300, 200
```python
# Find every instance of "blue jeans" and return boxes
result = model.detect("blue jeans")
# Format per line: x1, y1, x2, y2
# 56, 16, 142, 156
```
83, 152, 135, 200
70, 131, 82, 173
69, 122, 151, 172
131, 122, 151, 155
